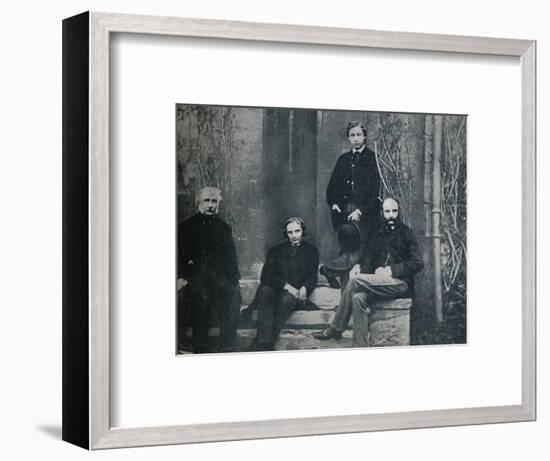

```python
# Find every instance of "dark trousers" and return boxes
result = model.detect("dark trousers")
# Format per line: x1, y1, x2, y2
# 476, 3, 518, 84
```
182, 274, 241, 353
255, 285, 300, 348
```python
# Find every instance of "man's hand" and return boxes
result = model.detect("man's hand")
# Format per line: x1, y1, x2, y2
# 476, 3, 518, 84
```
298, 286, 307, 301
284, 283, 300, 299
374, 266, 392, 277
332, 204, 342, 213
349, 264, 361, 279
177, 278, 188, 291
348, 208, 362, 222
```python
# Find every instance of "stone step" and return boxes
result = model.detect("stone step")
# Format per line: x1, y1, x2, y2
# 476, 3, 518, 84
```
182, 318, 350, 338
238, 329, 353, 351
309, 285, 342, 310
183, 298, 411, 334
239, 280, 342, 311
178, 328, 353, 353
241, 309, 345, 330
180, 325, 409, 352
239, 279, 260, 306
179, 285, 412, 352
239, 295, 411, 330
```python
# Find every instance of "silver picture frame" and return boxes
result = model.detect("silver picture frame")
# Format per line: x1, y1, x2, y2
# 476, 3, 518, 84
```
62, 11, 536, 449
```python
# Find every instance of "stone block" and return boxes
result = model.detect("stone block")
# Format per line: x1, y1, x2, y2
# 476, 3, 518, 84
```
239, 282, 341, 311
309, 285, 342, 310
239, 278, 260, 305
238, 329, 353, 351
242, 308, 349, 330
369, 298, 412, 347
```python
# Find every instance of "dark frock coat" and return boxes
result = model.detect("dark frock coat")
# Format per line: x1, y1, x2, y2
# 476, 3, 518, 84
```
360, 220, 424, 292
326, 148, 381, 233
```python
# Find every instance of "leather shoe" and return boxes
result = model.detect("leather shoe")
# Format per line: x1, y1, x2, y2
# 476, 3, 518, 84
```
313, 327, 342, 340
320, 265, 341, 289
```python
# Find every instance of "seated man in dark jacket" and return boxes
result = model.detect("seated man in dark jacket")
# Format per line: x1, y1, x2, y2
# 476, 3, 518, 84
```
314, 198, 423, 346
177, 186, 241, 353
250, 217, 319, 351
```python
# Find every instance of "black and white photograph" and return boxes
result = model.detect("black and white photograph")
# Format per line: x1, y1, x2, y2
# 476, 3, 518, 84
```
176, 104, 467, 354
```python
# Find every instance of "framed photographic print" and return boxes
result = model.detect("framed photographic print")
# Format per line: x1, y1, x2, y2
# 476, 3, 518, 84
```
63, 11, 536, 449
175, 104, 466, 354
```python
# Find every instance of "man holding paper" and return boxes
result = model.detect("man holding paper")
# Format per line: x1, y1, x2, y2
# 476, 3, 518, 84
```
313, 197, 424, 345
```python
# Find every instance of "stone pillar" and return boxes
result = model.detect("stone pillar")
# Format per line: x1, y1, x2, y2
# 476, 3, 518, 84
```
368, 298, 412, 347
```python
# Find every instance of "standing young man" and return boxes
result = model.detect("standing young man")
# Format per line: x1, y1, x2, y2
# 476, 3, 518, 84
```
321, 121, 381, 289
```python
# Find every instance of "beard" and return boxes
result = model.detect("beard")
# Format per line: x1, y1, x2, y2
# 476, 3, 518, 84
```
384, 216, 400, 229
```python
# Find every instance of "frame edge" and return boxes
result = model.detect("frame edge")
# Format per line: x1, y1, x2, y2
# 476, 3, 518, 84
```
92, 405, 534, 449
521, 40, 537, 421
62, 10, 91, 450
90, 11, 532, 56
89, 11, 112, 450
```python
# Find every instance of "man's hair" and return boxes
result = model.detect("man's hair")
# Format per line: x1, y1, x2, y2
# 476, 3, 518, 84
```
196, 186, 222, 205
283, 216, 307, 240
346, 121, 367, 137
382, 196, 400, 210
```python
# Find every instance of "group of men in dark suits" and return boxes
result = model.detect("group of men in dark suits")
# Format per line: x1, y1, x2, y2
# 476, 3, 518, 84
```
177, 121, 424, 353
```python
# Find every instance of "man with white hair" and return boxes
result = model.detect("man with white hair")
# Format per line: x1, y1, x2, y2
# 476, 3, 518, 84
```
177, 186, 241, 353
313, 197, 423, 346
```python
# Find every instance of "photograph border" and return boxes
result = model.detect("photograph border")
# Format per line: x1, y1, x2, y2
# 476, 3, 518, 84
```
62, 11, 536, 449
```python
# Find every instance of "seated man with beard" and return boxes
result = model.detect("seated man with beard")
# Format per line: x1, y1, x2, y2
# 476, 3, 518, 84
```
313, 197, 423, 346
